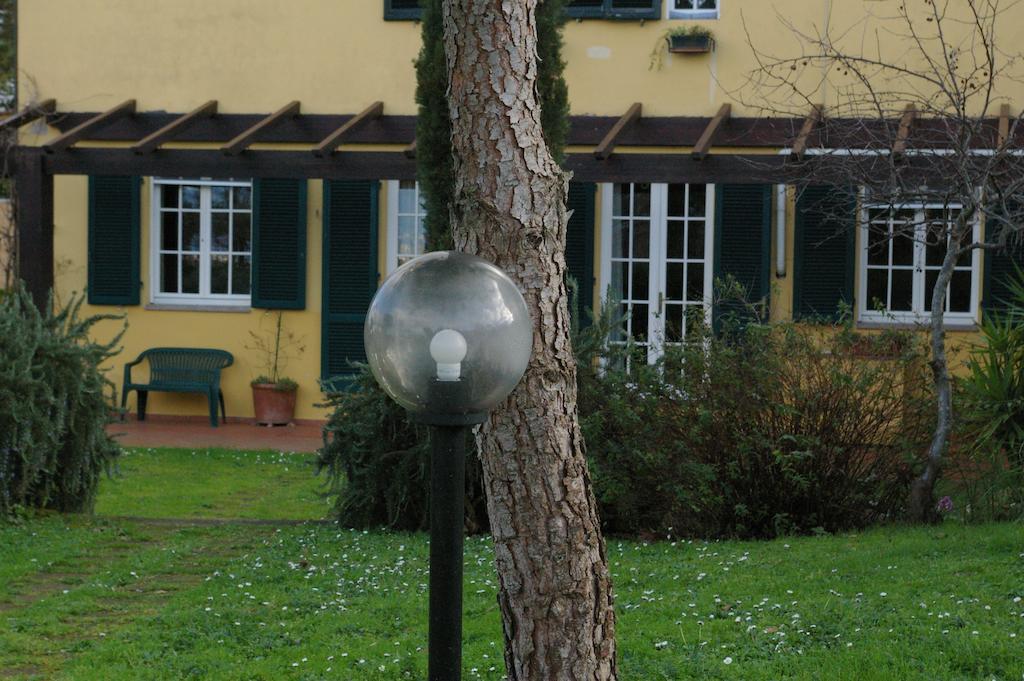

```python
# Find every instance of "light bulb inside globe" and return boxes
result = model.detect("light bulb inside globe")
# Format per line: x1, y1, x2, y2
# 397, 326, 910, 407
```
429, 329, 468, 381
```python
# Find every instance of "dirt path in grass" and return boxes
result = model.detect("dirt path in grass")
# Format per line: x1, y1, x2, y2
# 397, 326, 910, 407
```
0, 519, 276, 680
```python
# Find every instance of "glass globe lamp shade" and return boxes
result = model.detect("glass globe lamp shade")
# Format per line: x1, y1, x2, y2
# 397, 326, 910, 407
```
364, 251, 533, 417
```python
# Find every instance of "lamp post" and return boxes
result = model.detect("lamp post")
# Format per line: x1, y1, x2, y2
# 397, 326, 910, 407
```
363, 251, 533, 681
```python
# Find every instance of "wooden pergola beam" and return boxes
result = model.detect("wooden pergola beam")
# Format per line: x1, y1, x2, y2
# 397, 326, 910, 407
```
789, 103, 823, 161
221, 100, 300, 156
42, 99, 134, 153
0, 99, 56, 132
998, 103, 1011, 148
313, 101, 384, 157
403, 139, 417, 159
892, 103, 916, 156
594, 102, 642, 160
131, 100, 218, 154
691, 103, 731, 160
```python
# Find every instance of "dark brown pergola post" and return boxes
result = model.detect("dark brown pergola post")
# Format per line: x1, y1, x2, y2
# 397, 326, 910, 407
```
15, 147, 55, 311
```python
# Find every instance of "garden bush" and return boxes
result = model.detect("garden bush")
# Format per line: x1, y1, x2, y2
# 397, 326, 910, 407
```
316, 367, 489, 533
578, 308, 933, 539
0, 287, 123, 517
953, 267, 1024, 521
319, 296, 933, 538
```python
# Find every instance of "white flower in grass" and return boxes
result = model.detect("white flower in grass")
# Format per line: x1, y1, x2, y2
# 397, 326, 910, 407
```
723, 656, 733, 665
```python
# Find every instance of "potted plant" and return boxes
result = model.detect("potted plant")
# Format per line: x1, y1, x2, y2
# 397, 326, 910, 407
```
649, 26, 715, 70
248, 310, 305, 426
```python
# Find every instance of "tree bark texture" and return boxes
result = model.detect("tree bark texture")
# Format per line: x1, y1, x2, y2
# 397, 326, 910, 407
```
441, 2, 617, 679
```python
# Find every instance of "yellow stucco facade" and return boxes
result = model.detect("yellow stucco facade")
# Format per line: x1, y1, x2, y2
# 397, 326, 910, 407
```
15, 1, 1022, 421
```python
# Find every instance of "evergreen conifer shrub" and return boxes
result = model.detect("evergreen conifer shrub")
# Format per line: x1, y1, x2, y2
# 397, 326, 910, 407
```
0, 288, 123, 517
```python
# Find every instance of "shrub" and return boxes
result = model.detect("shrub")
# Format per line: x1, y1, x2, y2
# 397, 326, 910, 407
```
316, 367, 489, 533
953, 267, 1024, 520
318, 288, 933, 538
578, 308, 933, 539
0, 287, 124, 517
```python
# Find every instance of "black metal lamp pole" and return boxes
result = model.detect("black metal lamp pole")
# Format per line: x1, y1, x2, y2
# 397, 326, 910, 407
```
419, 380, 486, 681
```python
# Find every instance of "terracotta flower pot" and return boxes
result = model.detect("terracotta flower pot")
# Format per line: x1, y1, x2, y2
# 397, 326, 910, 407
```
251, 383, 297, 426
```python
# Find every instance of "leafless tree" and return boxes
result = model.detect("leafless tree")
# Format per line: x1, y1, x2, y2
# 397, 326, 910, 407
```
737, 0, 1024, 522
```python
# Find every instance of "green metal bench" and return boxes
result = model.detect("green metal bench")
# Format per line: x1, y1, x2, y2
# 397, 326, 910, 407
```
121, 348, 234, 427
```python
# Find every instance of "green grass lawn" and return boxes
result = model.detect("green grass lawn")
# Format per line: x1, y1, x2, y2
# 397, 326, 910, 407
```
94, 447, 330, 520
1, 447, 1022, 680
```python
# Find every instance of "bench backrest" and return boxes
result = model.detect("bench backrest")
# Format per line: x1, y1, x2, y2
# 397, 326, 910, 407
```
139, 348, 234, 386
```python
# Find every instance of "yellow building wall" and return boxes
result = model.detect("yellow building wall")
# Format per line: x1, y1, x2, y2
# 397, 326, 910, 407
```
19, 1, 1024, 118
21, 1, 1015, 419
52, 176, 352, 421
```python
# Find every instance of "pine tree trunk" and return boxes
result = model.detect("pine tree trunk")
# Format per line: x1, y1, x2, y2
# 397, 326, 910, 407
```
441, 1, 617, 678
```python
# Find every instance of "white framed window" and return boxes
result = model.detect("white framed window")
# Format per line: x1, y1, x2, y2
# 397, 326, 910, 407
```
668, 0, 719, 20
385, 179, 428, 274
150, 178, 253, 307
858, 199, 980, 325
599, 182, 715, 367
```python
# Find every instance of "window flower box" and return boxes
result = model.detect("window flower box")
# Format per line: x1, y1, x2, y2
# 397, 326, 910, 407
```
667, 32, 714, 54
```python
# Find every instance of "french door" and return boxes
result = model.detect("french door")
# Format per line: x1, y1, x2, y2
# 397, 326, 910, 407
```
600, 182, 715, 365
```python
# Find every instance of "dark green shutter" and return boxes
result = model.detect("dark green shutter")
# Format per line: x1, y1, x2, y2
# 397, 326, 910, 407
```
252, 178, 307, 310
793, 185, 856, 321
983, 240, 1024, 315
384, 0, 422, 20
566, 182, 596, 328
713, 184, 772, 329
567, 0, 661, 19
88, 175, 140, 306
322, 180, 379, 384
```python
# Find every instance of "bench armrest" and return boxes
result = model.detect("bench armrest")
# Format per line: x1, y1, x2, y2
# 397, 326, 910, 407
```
123, 356, 145, 386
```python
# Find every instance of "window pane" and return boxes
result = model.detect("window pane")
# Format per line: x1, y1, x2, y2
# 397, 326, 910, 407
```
956, 244, 972, 268
667, 184, 686, 218
924, 270, 939, 312
633, 183, 651, 218
610, 262, 626, 300
211, 255, 229, 294
181, 255, 200, 294
890, 270, 913, 311
632, 220, 650, 259
181, 185, 200, 209
892, 232, 914, 266
233, 256, 251, 295
233, 213, 251, 252
950, 270, 972, 312
675, 0, 695, 8
212, 213, 230, 252
398, 182, 416, 213
211, 186, 229, 210
666, 222, 685, 259
398, 216, 417, 255
611, 304, 628, 342
866, 269, 887, 309
182, 213, 200, 252
687, 264, 704, 302
415, 221, 427, 255
161, 211, 178, 250
666, 262, 684, 301
688, 184, 706, 217
867, 225, 888, 266
925, 224, 947, 266
688, 222, 705, 259
161, 254, 178, 293
631, 303, 648, 342
612, 219, 628, 258
665, 304, 684, 342
631, 262, 649, 301
233, 186, 252, 210
612, 184, 628, 217
161, 184, 179, 209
